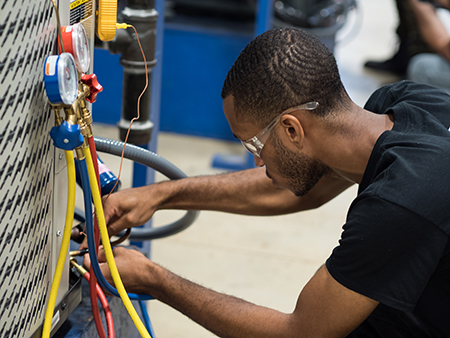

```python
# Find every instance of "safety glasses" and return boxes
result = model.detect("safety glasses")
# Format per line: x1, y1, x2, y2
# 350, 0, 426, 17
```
241, 101, 319, 158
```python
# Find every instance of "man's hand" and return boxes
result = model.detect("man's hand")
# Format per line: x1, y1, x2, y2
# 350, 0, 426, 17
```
83, 247, 378, 337
103, 185, 163, 237
83, 246, 158, 295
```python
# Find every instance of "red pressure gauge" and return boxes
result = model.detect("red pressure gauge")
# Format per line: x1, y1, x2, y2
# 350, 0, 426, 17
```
60, 23, 90, 73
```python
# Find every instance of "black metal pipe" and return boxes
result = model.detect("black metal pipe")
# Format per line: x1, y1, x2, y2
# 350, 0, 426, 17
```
127, 0, 155, 11
110, 0, 159, 145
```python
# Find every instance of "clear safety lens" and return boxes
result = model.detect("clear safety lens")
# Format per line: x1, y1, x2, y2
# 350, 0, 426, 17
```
241, 137, 263, 157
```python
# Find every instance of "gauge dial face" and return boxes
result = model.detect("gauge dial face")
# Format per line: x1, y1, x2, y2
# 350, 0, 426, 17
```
58, 53, 78, 105
44, 53, 78, 105
72, 23, 90, 73
62, 24, 90, 73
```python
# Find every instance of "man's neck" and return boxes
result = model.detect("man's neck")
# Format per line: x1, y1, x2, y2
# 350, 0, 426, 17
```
310, 105, 394, 184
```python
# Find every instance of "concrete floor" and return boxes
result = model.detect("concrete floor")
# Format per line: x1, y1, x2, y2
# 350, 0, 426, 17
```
90, 1, 402, 336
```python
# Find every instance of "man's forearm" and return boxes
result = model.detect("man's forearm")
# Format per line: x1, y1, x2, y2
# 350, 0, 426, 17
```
142, 261, 375, 338
154, 167, 302, 216
148, 263, 296, 338
94, 247, 376, 338
153, 167, 353, 216
411, 0, 450, 60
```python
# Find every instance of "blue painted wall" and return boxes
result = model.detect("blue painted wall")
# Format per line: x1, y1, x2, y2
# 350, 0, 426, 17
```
159, 26, 251, 141
92, 24, 252, 141
92, 50, 123, 125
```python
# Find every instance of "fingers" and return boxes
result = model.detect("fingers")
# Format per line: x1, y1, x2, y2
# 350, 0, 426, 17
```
96, 246, 106, 263
101, 187, 159, 237
102, 194, 129, 237
99, 260, 115, 288
82, 245, 152, 295
106, 217, 127, 238
83, 252, 91, 270
79, 235, 88, 250
111, 245, 129, 257
102, 194, 114, 225
82, 246, 107, 272
96, 245, 126, 263
82, 249, 115, 287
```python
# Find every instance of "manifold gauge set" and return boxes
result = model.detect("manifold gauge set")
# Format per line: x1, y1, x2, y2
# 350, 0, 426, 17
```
43, 23, 90, 105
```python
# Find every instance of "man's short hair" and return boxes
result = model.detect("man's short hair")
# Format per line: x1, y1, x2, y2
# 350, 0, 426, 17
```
221, 27, 348, 127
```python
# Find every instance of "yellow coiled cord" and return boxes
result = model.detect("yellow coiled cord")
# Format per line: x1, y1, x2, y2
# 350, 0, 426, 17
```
83, 146, 151, 338
42, 151, 76, 338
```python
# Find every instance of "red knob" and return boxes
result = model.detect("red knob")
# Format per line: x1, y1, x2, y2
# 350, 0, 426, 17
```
81, 73, 103, 103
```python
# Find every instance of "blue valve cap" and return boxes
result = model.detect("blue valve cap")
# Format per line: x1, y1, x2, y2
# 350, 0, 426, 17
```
50, 121, 84, 150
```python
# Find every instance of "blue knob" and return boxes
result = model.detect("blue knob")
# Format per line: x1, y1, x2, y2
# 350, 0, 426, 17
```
50, 121, 84, 150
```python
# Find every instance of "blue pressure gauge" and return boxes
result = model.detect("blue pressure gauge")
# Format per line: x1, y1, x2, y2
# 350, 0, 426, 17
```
43, 53, 78, 105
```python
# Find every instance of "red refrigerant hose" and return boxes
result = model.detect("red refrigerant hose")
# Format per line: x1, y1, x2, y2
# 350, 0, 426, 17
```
71, 258, 115, 338
84, 271, 115, 338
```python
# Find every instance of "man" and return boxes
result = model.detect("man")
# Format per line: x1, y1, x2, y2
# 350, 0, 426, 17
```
407, 0, 450, 93
86, 28, 450, 337
365, 0, 450, 94
364, 0, 435, 76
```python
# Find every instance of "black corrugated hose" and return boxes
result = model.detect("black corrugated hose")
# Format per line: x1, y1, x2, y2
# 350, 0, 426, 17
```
94, 136, 199, 240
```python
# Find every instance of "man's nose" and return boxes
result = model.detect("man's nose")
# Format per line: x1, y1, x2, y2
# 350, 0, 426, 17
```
254, 155, 265, 167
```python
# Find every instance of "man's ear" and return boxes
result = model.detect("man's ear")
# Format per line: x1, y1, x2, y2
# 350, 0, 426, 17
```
280, 115, 305, 146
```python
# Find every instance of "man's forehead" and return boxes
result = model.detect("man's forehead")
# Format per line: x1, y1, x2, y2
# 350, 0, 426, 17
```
222, 95, 258, 141
222, 95, 235, 115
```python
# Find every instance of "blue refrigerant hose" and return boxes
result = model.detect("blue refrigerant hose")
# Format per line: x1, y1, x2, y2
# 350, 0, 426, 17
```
139, 300, 156, 337
78, 157, 154, 301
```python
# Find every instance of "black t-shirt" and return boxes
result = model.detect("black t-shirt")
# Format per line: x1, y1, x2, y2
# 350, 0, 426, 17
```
326, 81, 450, 337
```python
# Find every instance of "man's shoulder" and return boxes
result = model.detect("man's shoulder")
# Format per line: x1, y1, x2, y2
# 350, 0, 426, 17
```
365, 80, 450, 115
360, 142, 450, 232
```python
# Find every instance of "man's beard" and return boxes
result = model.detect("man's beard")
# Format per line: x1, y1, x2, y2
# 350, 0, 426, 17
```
271, 133, 331, 197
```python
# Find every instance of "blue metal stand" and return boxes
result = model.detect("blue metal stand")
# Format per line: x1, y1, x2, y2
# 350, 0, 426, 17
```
130, 3, 166, 335
212, 0, 273, 171
130, 151, 152, 252
212, 151, 256, 171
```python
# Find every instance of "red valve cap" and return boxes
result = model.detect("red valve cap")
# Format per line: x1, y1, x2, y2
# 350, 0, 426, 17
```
81, 73, 103, 103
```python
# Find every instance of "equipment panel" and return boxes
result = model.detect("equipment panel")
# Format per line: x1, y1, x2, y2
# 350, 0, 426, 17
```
0, 0, 56, 337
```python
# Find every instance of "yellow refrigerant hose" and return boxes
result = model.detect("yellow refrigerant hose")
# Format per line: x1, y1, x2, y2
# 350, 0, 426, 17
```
42, 151, 76, 338
83, 146, 151, 338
